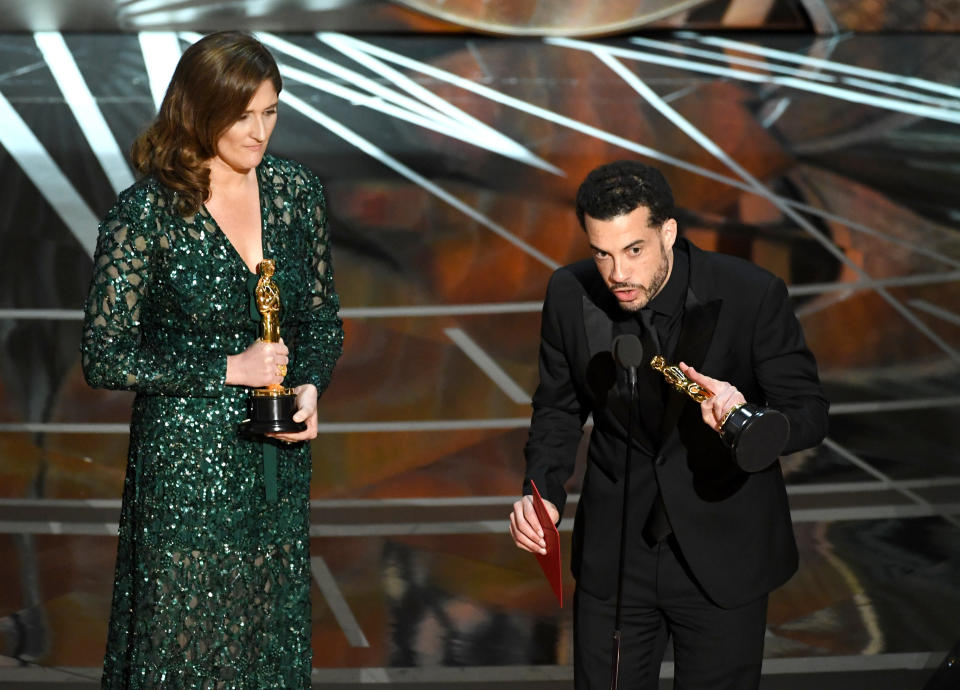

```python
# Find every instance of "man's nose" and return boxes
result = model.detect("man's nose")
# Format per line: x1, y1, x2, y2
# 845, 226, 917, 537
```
609, 259, 628, 284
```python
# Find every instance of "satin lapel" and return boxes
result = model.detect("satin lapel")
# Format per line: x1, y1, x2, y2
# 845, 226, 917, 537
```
582, 295, 613, 361
581, 294, 618, 414
658, 287, 722, 441
581, 295, 629, 427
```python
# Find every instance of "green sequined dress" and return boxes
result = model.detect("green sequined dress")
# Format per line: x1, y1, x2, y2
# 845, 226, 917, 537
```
81, 154, 344, 689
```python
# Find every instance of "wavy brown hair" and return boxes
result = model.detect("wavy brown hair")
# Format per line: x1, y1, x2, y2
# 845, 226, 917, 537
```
131, 31, 282, 216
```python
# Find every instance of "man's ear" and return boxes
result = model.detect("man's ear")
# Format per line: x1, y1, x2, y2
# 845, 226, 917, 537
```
661, 218, 678, 250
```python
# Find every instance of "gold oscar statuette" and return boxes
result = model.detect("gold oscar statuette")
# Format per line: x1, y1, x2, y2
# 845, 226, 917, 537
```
650, 355, 712, 402
649, 355, 789, 472
240, 259, 306, 435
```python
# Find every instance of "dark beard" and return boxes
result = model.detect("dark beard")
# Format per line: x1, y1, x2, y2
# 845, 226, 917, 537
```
618, 245, 669, 313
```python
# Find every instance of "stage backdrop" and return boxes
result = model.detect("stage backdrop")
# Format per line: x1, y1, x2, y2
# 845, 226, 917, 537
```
0, 3, 958, 685
0, 0, 959, 33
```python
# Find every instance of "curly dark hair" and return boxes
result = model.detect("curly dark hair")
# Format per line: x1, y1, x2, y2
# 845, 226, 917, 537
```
131, 31, 282, 217
575, 160, 675, 230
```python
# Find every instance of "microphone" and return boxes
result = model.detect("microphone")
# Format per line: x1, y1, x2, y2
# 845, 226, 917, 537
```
609, 332, 644, 690
612, 334, 644, 389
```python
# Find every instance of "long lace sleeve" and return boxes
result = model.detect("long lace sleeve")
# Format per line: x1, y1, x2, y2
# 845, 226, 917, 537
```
81, 189, 227, 397
287, 175, 343, 395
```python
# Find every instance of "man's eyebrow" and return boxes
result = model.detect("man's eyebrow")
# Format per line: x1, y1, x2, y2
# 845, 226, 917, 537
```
589, 239, 644, 253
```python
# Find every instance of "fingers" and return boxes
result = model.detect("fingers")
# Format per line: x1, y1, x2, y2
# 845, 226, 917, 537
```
680, 363, 746, 431
267, 426, 316, 444
231, 339, 293, 389
257, 341, 289, 386
509, 496, 546, 555
268, 385, 319, 442
291, 385, 318, 423
709, 391, 736, 429
542, 499, 560, 526
266, 414, 317, 443
678, 362, 716, 389
260, 342, 289, 364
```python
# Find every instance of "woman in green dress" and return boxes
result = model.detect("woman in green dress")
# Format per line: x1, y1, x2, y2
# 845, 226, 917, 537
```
81, 32, 343, 688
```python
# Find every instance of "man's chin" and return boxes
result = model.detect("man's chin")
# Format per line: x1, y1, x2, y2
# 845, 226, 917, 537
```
615, 297, 647, 313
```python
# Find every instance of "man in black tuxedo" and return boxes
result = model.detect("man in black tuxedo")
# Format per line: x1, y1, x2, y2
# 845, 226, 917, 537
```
509, 161, 828, 689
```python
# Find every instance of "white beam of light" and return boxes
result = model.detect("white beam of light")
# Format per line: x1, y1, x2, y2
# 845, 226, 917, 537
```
841, 76, 960, 111
311, 34, 957, 271
629, 36, 960, 111
310, 557, 369, 648
122, 0, 351, 25
278, 90, 560, 270
823, 438, 960, 530
0, 89, 99, 257
249, 32, 560, 176
683, 32, 960, 101
278, 63, 552, 172
548, 37, 960, 126
629, 35, 836, 84
322, 31, 562, 176
587, 47, 960, 365
445, 327, 531, 405
138, 32, 182, 111
34, 32, 134, 195
909, 300, 960, 327
318, 34, 735, 183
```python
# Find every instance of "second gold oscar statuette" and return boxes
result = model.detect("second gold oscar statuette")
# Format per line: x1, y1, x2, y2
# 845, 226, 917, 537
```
649, 355, 789, 472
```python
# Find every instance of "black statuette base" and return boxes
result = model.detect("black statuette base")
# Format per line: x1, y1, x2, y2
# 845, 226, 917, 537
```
720, 404, 790, 473
241, 392, 306, 435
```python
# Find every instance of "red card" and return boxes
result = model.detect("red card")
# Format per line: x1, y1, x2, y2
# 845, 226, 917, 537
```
529, 480, 563, 607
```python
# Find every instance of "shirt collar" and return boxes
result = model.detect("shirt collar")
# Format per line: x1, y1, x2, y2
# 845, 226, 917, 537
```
645, 242, 688, 319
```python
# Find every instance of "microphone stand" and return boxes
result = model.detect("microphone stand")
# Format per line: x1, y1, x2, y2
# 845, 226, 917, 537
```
610, 362, 637, 690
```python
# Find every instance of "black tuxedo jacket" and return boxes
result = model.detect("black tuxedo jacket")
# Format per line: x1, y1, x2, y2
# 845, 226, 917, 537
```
523, 238, 829, 609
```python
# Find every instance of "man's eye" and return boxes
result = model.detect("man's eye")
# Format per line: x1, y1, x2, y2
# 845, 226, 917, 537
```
629, 247, 642, 256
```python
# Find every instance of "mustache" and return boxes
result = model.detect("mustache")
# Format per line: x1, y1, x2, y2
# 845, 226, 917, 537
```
611, 283, 645, 291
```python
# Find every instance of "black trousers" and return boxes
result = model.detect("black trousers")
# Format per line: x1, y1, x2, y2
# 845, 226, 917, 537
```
573, 536, 768, 690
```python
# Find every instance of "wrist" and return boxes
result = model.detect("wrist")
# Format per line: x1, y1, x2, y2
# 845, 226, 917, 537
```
225, 354, 240, 386
719, 402, 746, 431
